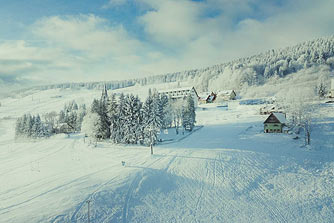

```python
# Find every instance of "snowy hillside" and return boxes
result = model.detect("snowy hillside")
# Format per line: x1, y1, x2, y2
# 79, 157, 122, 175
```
0, 86, 334, 222
21, 36, 334, 100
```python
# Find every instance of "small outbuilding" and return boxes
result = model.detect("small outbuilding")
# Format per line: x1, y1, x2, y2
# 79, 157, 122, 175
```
263, 112, 286, 133
216, 90, 236, 101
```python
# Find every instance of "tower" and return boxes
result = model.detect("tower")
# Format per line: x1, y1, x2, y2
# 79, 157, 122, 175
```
101, 84, 108, 101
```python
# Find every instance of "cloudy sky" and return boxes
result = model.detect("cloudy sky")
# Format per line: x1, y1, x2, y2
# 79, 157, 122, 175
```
0, 0, 333, 86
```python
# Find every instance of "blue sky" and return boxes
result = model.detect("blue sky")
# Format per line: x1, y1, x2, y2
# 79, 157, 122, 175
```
0, 0, 333, 85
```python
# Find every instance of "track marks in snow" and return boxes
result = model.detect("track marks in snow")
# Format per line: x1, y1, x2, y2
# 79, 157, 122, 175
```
122, 173, 142, 223
122, 154, 177, 223
216, 152, 289, 222
192, 161, 209, 223
70, 175, 118, 223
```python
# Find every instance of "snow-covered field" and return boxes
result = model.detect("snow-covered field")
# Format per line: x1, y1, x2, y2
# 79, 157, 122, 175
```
0, 87, 334, 223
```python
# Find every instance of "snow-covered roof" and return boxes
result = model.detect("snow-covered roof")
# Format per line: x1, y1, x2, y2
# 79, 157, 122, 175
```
272, 112, 286, 124
158, 86, 199, 98
217, 90, 235, 96
158, 86, 194, 93
197, 92, 211, 98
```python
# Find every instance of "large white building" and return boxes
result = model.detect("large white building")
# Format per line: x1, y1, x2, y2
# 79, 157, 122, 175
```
158, 87, 199, 107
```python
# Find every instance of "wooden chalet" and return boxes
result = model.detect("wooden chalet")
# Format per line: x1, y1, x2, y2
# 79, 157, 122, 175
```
264, 112, 286, 133
216, 90, 236, 102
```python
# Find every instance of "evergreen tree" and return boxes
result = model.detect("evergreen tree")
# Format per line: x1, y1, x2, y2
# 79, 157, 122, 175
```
123, 94, 142, 144
91, 99, 100, 114
113, 93, 126, 143
160, 94, 172, 129
15, 117, 23, 138
65, 111, 77, 132
98, 96, 110, 139
15, 113, 50, 138
25, 115, 34, 137
32, 115, 44, 138
72, 101, 78, 110
152, 92, 163, 129
182, 94, 196, 131
59, 110, 66, 123
142, 90, 162, 145
109, 94, 119, 143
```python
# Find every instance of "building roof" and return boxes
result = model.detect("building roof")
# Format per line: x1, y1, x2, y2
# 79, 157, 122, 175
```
158, 86, 199, 97
264, 112, 286, 124
158, 86, 194, 93
217, 90, 235, 96
273, 112, 286, 123
197, 92, 211, 99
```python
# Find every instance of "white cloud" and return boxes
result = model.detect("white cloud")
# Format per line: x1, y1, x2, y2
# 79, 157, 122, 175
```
137, 0, 334, 68
0, 14, 148, 84
0, 0, 333, 87
102, 0, 128, 9
32, 14, 142, 59
138, 0, 204, 46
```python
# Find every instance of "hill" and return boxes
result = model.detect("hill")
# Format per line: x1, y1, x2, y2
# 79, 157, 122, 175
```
23, 36, 334, 99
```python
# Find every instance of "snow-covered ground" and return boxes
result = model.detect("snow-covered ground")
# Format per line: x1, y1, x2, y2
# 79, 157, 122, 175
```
0, 88, 334, 223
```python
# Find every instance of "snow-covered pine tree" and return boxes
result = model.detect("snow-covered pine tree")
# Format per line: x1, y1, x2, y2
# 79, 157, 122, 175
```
160, 93, 172, 129
98, 96, 110, 139
142, 91, 153, 145
72, 101, 78, 110
25, 114, 34, 137
32, 114, 46, 138
135, 95, 145, 144
123, 94, 142, 144
182, 94, 196, 131
113, 93, 126, 143
21, 114, 29, 137
142, 90, 162, 145
91, 99, 100, 114
64, 111, 77, 132
152, 92, 163, 130
15, 117, 24, 138
98, 85, 111, 139
58, 110, 66, 124
108, 93, 118, 142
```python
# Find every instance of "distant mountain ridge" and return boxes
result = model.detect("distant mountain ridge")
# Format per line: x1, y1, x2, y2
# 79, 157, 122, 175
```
33, 36, 334, 93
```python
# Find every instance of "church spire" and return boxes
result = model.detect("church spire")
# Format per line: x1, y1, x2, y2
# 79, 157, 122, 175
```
101, 84, 108, 101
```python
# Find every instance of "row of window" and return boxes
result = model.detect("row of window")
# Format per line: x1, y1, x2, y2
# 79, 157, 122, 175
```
265, 129, 282, 133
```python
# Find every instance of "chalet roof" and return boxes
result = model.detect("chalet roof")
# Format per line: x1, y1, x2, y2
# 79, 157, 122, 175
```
197, 92, 211, 99
273, 112, 286, 123
264, 112, 286, 124
217, 90, 235, 96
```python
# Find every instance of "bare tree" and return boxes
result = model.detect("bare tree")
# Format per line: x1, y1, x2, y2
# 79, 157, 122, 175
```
277, 86, 316, 145
171, 100, 183, 134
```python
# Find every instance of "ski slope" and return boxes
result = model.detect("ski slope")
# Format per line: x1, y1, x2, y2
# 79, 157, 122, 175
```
0, 88, 334, 223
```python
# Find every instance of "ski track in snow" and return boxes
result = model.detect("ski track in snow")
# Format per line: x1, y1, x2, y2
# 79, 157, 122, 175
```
0, 139, 80, 214
122, 154, 176, 223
